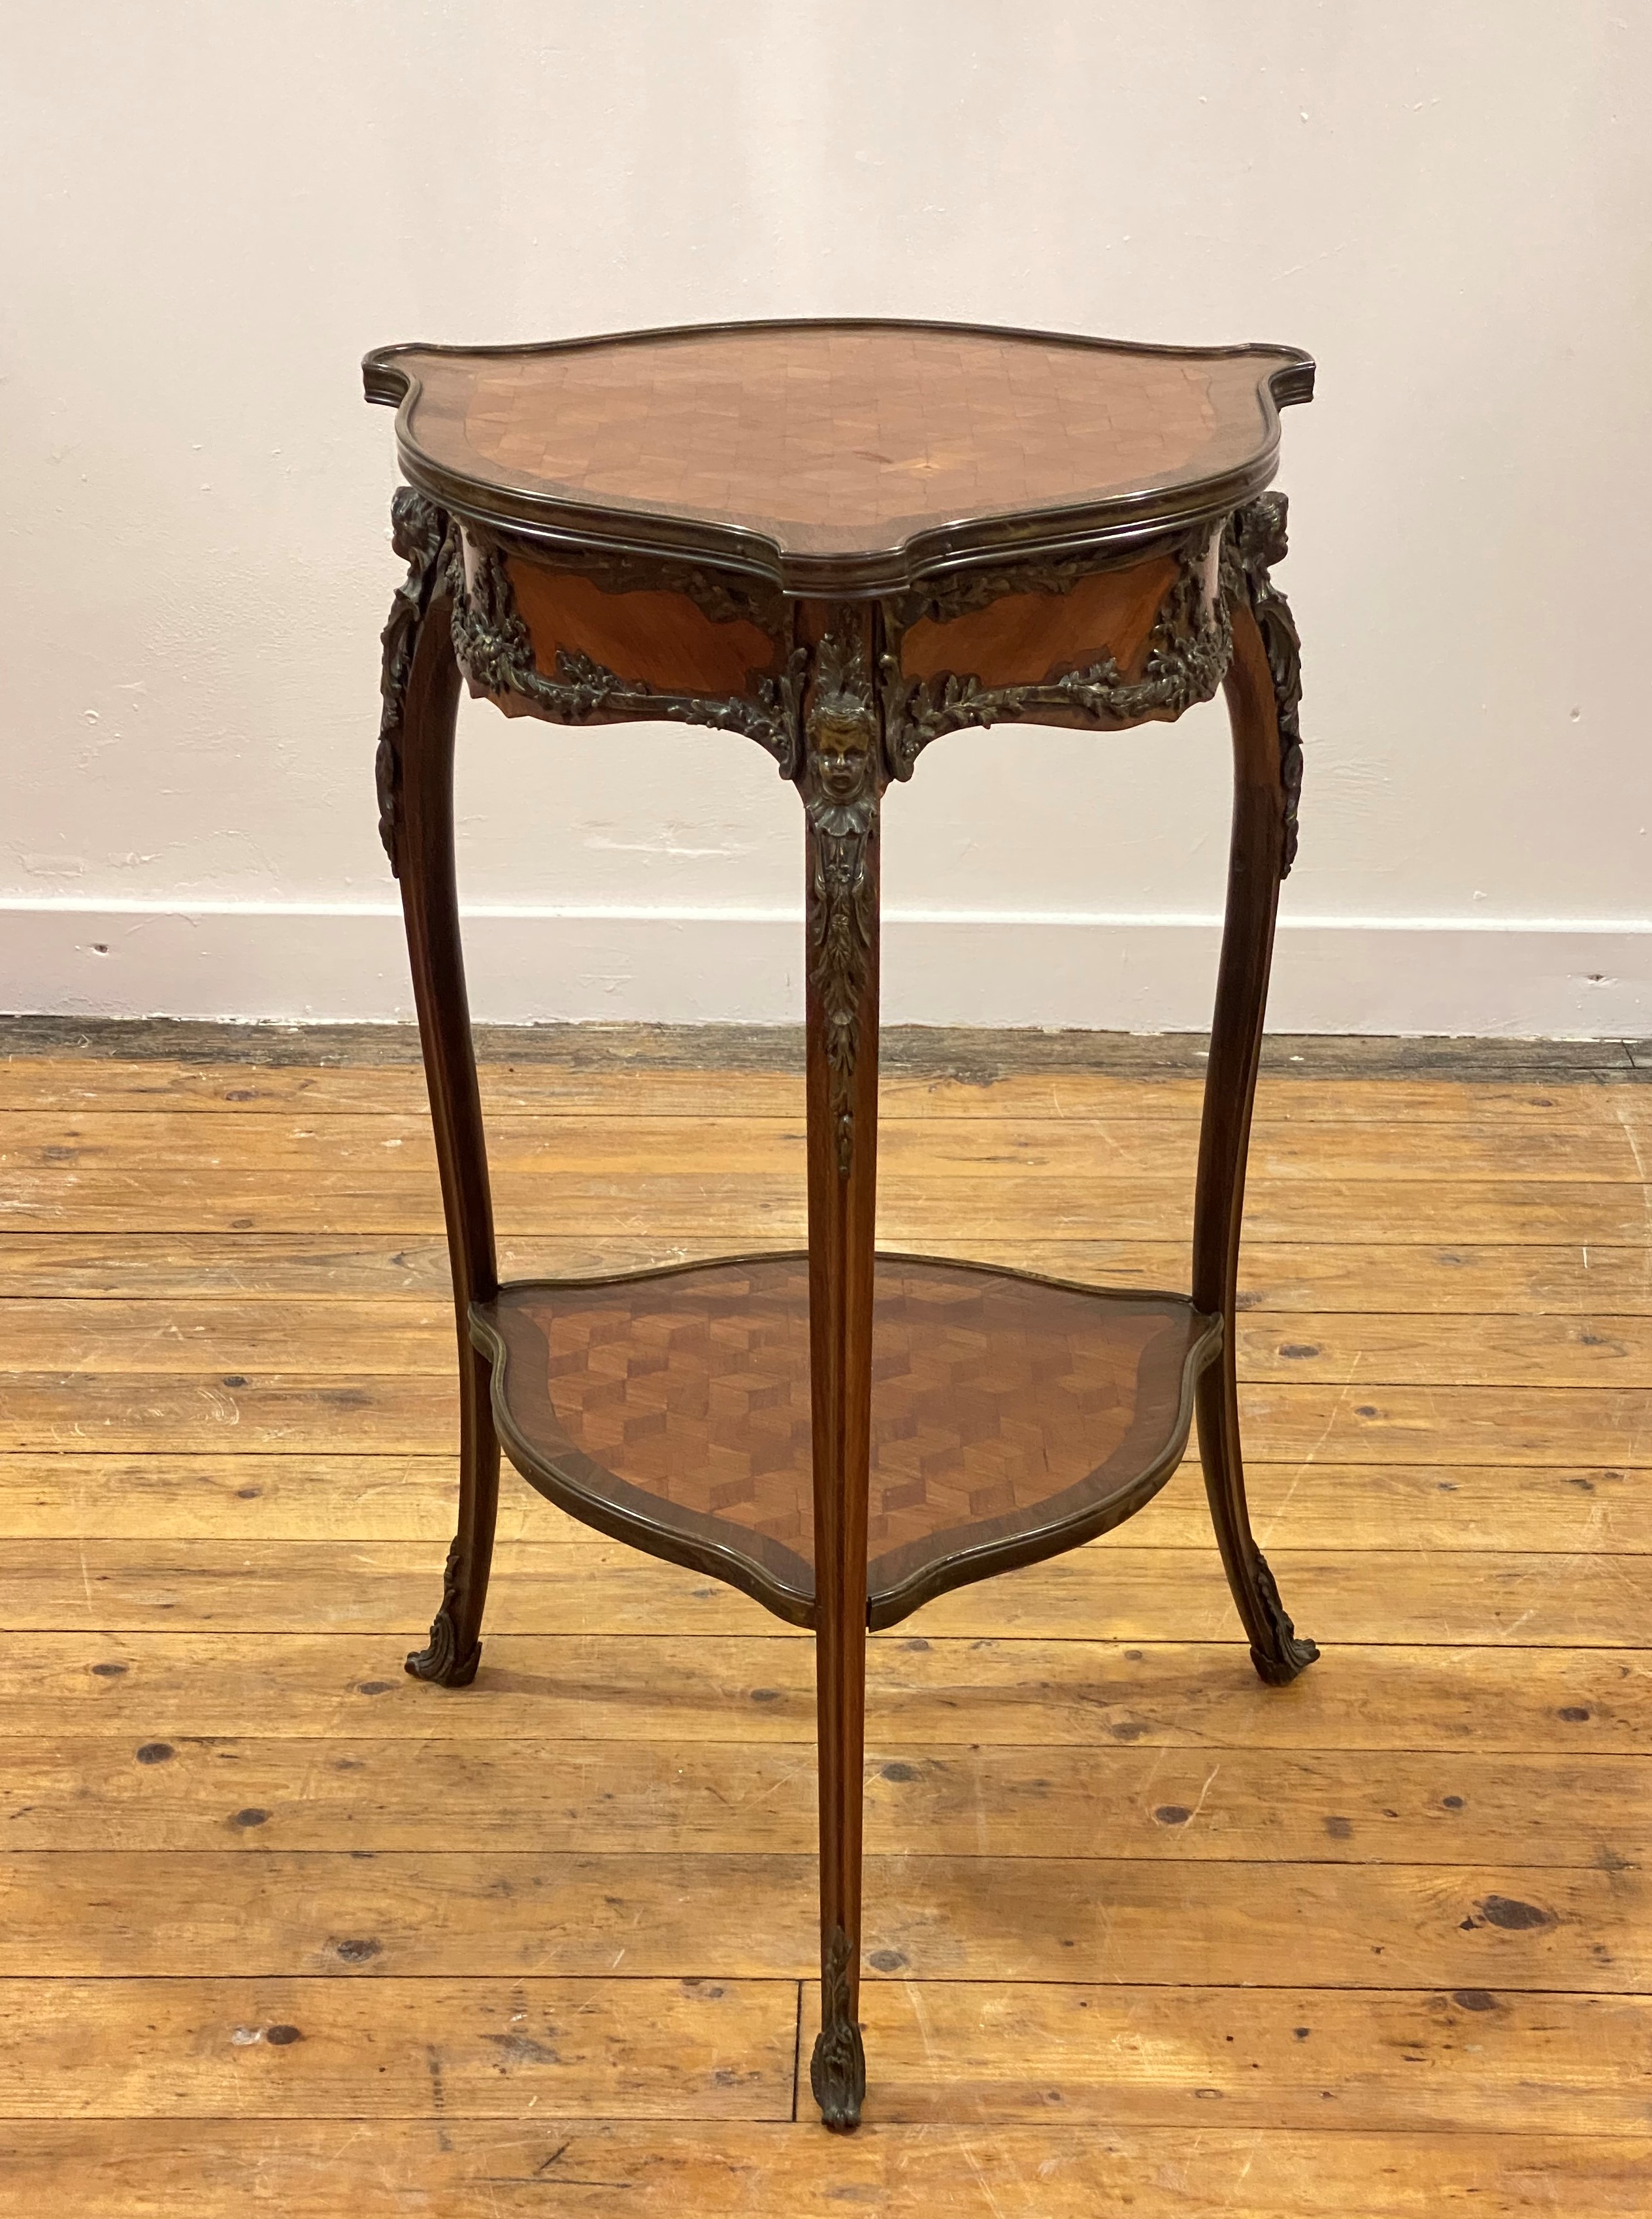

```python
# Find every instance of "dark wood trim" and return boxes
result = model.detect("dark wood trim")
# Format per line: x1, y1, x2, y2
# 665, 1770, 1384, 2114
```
798, 599, 880, 2129
1191, 593, 1319, 1687
363, 312, 1313, 405
385, 499, 501, 1690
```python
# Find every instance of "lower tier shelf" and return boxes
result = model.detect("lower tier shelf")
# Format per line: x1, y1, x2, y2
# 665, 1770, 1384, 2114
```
470, 1253, 1221, 1630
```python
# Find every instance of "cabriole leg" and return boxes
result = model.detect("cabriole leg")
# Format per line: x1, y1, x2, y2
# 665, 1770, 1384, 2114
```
376, 489, 501, 1689
1192, 501, 1319, 1687
799, 606, 882, 2129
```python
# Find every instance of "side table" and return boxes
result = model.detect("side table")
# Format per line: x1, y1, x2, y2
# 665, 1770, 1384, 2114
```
363, 319, 1319, 2129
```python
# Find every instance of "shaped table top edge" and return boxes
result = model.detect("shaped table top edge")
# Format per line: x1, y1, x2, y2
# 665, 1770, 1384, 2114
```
363, 316, 1313, 597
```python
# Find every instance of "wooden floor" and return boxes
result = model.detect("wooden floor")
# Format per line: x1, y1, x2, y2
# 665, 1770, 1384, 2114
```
1, 1024, 1648, 2215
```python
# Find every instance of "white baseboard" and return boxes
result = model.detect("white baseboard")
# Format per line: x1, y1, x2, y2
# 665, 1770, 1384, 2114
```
3, 898, 1651, 1036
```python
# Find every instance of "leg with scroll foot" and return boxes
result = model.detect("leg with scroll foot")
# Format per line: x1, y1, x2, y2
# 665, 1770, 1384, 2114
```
810, 1923, 868, 2130
1192, 501, 1319, 1688
405, 1348, 501, 1687
1196, 1364, 1319, 1686
378, 483, 503, 1690
405, 1537, 481, 1686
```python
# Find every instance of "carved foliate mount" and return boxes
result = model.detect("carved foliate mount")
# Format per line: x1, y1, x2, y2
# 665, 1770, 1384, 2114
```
809, 1923, 867, 2131
405, 1534, 482, 1687
799, 616, 882, 1180
878, 523, 1232, 781
376, 487, 454, 874
891, 551, 1098, 627
1248, 1548, 1319, 1685
450, 534, 806, 772
1229, 493, 1304, 877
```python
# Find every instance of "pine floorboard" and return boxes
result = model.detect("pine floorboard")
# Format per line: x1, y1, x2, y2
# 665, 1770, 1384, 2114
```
0, 1029, 1646, 2213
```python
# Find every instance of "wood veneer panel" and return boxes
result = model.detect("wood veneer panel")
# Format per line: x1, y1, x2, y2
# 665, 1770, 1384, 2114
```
480, 1259, 1212, 1622
897, 555, 1176, 689
506, 560, 783, 697
378, 324, 1303, 562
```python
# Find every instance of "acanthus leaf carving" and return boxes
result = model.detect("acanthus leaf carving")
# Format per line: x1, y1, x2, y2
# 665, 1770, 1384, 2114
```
1248, 1546, 1320, 1685
450, 535, 804, 774
403, 1533, 481, 1687
878, 523, 1232, 781
1229, 491, 1304, 876
376, 486, 453, 874
892, 551, 1097, 627
808, 1922, 867, 2131
799, 617, 881, 1180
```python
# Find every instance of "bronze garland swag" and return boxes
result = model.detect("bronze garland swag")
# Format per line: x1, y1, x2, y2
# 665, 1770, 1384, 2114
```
363, 318, 1318, 2129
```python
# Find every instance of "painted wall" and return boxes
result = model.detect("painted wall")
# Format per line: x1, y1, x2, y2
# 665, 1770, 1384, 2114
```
5, 1, 1649, 1032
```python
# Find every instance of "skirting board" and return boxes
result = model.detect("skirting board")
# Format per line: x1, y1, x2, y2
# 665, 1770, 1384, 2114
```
3, 901, 1651, 1036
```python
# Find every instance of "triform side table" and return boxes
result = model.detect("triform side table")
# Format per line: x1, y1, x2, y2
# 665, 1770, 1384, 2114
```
363, 319, 1319, 2130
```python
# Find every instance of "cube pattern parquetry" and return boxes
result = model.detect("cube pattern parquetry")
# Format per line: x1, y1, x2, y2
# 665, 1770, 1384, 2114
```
506, 1258, 1199, 1578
